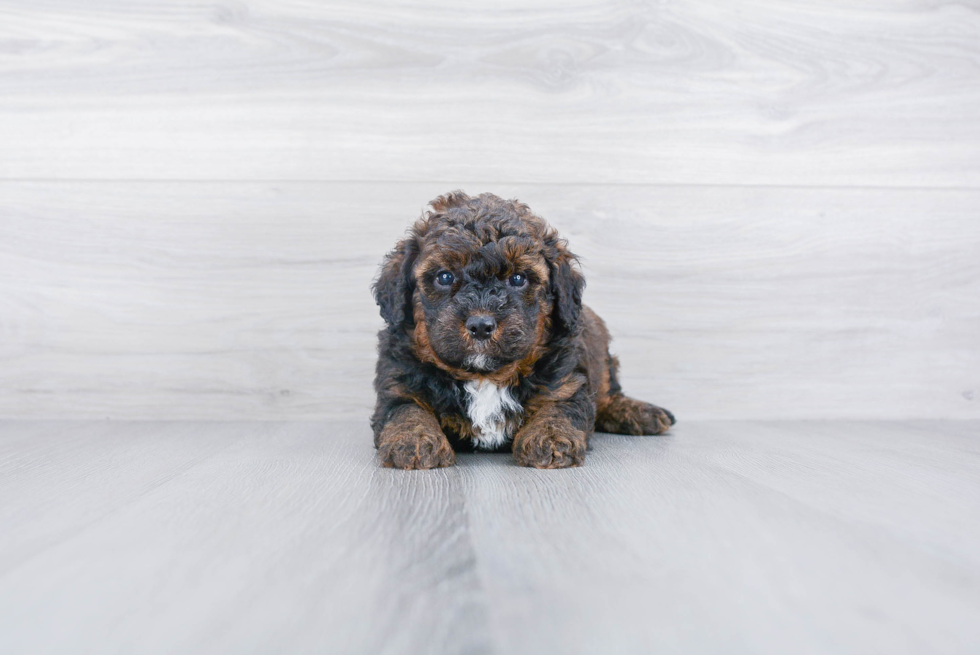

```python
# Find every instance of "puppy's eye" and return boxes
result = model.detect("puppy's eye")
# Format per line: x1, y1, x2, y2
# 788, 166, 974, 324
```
508, 273, 527, 288
435, 271, 455, 287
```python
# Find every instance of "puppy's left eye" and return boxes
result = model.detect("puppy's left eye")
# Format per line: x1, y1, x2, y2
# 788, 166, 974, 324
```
435, 271, 455, 287
508, 273, 527, 287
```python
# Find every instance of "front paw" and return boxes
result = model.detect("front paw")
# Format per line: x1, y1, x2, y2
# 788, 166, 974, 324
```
378, 407, 455, 470
513, 420, 586, 469
379, 430, 455, 470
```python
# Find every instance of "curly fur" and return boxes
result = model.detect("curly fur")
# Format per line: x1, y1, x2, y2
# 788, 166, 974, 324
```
371, 191, 674, 469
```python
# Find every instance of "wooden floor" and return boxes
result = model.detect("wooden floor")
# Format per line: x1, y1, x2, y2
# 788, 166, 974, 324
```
2, 420, 978, 654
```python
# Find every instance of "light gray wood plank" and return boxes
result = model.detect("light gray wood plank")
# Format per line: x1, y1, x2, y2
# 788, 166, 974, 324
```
0, 420, 242, 576
1, 420, 978, 654
700, 420, 980, 568
1, 182, 977, 420
0, 421, 492, 655
460, 420, 980, 654
0, 1, 978, 185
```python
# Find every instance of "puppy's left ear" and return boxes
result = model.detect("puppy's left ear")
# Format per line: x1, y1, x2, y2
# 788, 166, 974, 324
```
372, 234, 421, 330
545, 233, 585, 336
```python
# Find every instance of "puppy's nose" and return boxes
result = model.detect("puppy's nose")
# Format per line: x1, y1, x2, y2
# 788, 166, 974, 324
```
466, 315, 496, 341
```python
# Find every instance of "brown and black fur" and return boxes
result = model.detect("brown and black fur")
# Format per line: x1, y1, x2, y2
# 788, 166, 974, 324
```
371, 191, 674, 469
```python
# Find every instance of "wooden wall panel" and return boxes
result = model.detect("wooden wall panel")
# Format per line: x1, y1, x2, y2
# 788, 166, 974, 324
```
1, 1, 978, 185
2, 182, 976, 419
1, 1, 977, 419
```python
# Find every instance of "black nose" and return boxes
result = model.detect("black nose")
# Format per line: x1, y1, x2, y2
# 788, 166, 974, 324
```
466, 315, 496, 340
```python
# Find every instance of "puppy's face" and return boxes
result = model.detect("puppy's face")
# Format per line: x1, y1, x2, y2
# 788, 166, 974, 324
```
374, 192, 584, 378
414, 226, 551, 373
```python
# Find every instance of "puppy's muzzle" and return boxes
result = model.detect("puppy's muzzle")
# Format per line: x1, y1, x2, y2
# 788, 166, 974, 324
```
465, 315, 496, 341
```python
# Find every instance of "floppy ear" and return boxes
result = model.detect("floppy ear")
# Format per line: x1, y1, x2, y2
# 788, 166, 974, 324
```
372, 235, 421, 329
545, 234, 585, 336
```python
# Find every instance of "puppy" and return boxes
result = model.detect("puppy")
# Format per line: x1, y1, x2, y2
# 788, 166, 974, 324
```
371, 191, 674, 469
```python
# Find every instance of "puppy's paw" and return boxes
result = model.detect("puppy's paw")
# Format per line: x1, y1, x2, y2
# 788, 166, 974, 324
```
513, 419, 586, 469
638, 403, 675, 435
596, 394, 675, 436
378, 407, 455, 470
379, 433, 455, 470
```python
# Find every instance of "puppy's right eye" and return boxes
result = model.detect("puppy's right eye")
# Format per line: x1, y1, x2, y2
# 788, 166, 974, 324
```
435, 271, 455, 287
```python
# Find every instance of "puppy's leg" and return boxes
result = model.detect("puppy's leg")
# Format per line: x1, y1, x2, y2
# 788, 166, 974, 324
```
513, 386, 594, 469
377, 404, 455, 470
595, 356, 675, 435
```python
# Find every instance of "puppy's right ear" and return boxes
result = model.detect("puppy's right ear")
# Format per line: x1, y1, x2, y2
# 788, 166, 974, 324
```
372, 234, 421, 330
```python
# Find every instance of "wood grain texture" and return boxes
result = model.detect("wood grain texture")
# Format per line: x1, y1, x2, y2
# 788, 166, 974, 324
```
1, 1, 978, 185
3, 4, 978, 653
0, 421, 492, 655
1, 182, 977, 420
1, 419, 978, 654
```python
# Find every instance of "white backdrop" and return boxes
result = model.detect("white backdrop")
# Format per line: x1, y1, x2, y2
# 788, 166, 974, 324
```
1, 0, 978, 420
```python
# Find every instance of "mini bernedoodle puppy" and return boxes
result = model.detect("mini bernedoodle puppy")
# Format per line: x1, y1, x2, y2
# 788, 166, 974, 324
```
371, 191, 675, 469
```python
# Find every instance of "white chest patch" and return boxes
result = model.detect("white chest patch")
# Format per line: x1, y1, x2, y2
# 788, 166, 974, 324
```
464, 379, 521, 450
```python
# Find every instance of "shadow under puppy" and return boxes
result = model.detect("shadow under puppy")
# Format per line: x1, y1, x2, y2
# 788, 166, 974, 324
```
372, 191, 674, 469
